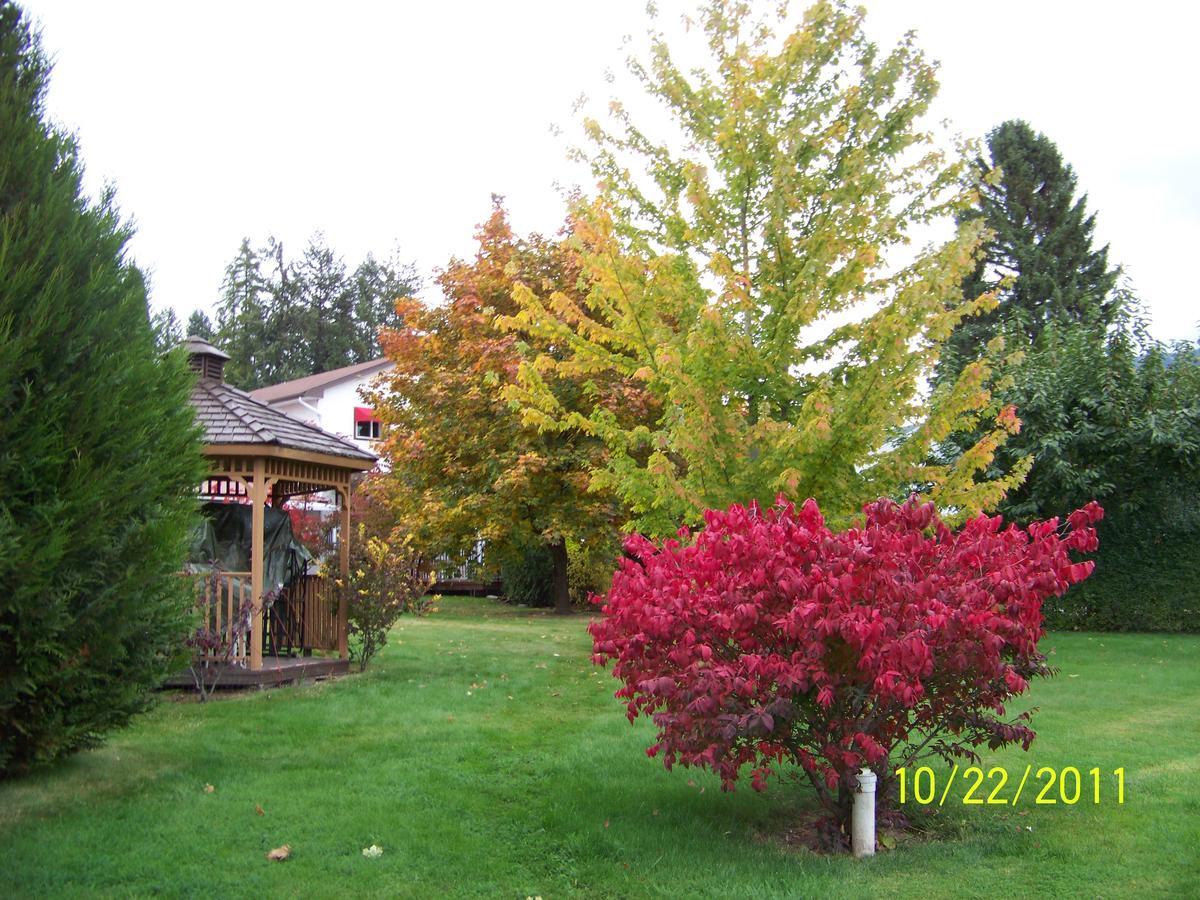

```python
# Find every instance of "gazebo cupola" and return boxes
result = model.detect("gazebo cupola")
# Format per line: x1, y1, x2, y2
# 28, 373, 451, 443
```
181, 337, 377, 675
182, 335, 231, 381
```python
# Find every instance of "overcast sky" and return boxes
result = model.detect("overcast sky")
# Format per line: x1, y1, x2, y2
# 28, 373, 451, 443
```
23, 0, 1200, 343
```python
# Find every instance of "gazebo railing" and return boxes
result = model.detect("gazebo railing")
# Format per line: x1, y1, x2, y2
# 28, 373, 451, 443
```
189, 570, 253, 666
185, 570, 340, 665
266, 574, 340, 655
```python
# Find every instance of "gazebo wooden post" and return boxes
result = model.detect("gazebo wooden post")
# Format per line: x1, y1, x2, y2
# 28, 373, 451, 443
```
338, 483, 351, 659
249, 458, 267, 672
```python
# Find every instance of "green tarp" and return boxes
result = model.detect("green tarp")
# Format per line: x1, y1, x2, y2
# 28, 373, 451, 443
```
186, 501, 313, 594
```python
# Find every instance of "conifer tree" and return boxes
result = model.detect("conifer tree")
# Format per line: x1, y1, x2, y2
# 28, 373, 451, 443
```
185, 309, 215, 340
150, 306, 183, 352
213, 236, 418, 389
941, 120, 1121, 377
0, 1, 203, 774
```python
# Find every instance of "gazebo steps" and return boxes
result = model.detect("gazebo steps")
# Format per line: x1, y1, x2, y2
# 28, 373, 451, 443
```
163, 655, 349, 690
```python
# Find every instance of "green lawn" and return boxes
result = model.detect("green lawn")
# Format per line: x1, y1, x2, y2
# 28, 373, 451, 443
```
2, 598, 1197, 899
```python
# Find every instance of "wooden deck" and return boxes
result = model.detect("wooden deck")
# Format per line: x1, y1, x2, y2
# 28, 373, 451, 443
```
164, 655, 349, 690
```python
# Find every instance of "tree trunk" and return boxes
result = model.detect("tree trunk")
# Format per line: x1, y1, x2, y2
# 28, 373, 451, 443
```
549, 538, 571, 615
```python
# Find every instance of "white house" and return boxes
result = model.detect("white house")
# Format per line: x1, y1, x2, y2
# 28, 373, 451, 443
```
249, 358, 392, 517
250, 358, 393, 456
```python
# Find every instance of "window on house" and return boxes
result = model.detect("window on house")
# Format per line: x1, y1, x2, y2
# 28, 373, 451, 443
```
354, 406, 383, 440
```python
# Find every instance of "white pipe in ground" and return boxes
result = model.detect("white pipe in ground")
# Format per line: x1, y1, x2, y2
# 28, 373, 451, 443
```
852, 767, 877, 858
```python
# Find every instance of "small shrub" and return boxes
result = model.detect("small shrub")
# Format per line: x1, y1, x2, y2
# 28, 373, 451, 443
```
499, 541, 554, 607
183, 567, 275, 701
501, 537, 619, 608
590, 495, 1102, 837
567, 536, 619, 607
337, 527, 429, 672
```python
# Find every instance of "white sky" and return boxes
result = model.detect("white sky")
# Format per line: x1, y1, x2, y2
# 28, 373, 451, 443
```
23, 0, 1200, 343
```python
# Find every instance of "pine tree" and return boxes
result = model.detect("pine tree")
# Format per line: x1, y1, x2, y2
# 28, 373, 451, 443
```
295, 234, 354, 373
215, 237, 271, 388
186, 309, 214, 340
349, 253, 419, 360
941, 120, 1121, 377
0, 2, 203, 774
213, 236, 419, 388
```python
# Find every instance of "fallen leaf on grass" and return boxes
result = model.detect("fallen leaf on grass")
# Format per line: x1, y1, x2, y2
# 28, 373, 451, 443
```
266, 844, 291, 861
551, 692, 561, 697
255, 804, 265, 816
362, 844, 383, 858
204, 784, 215, 794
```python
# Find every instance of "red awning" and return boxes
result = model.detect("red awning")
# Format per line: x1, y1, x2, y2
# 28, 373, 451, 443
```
354, 406, 376, 423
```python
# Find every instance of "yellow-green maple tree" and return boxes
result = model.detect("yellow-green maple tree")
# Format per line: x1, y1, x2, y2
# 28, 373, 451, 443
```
501, 0, 1029, 536
370, 200, 648, 612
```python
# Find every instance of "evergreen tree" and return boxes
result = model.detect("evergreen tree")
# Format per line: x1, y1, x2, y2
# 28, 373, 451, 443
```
295, 234, 354, 373
349, 252, 418, 360
0, 2, 203, 774
185, 309, 214, 340
215, 237, 271, 388
150, 306, 182, 353
941, 120, 1121, 377
213, 235, 419, 389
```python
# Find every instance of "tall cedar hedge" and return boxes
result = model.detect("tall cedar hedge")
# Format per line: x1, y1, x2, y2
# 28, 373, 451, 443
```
0, 2, 203, 774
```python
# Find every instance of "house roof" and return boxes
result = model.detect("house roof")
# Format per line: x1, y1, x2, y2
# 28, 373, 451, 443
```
191, 378, 377, 464
249, 357, 392, 404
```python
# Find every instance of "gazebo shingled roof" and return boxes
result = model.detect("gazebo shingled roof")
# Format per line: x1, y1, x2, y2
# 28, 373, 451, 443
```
191, 378, 376, 462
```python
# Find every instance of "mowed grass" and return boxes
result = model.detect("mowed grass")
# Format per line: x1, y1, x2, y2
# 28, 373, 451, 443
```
2, 597, 1197, 899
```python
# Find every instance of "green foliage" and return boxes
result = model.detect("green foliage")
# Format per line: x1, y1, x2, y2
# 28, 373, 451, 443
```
1048, 522, 1200, 633
940, 119, 1200, 631
941, 119, 1122, 380
499, 541, 555, 608
1009, 331, 1200, 632
185, 309, 214, 340
566, 535, 618, 606
150, 306, 183, 353
0, 2, 204, 774
214, 234, 419, 389
998, 315, 1199, 523
503, 1, 1026, 535
497, 533, 618, 609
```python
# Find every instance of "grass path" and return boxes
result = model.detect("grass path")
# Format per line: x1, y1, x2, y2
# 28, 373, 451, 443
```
2, 598, 1197, 898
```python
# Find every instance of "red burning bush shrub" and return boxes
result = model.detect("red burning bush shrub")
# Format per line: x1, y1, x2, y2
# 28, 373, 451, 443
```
590, 495, 1102, 827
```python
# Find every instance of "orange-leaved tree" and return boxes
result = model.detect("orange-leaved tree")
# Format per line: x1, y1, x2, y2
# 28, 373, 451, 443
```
370, 199, 650, 613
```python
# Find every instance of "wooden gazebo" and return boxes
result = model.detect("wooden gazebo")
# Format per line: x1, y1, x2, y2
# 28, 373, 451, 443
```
180, 337, 377, 684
